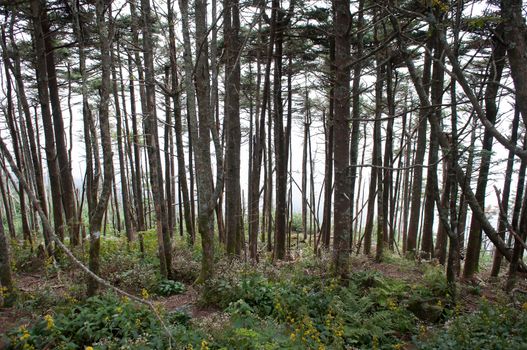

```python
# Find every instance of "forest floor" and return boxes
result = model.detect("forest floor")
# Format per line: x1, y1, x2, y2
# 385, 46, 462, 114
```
1, 231, 527, 349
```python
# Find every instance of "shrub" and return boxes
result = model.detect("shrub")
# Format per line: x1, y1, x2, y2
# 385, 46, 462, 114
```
6, 292, 191, 350
157, 280, 185, 296
416, 301, 527, 349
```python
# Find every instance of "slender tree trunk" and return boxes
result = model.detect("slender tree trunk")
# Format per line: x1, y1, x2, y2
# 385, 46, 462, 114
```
224, 0, 242, 256
0, 207, 15, 306
41, 5, 79, 246
273, 2, 287, 260
188, 0, 217, 282
88, 0, 116, 296
164, 67, 175, 238
4, 22, 51, 253
127, 52, 146, 232
491, 107, 519, 277
421, 23, 445, 258
464, 33, 506, 279
384, 62, 395, 251
2, 38, 31, 245
333, 0, 351, 279
247, 16, 267, 259
30, 0, 65, 242
112, 42, 135, 242
321, 37, 334, 251
167, 1, 194, 243
349, 0, 364, 253
302, 87, 309, 242
141, 0, 172, 279
406, 40, 432, 256
373, 41, 384, 262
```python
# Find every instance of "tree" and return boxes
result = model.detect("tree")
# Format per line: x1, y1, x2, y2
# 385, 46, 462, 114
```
41, 2, 79, 246
0, 202, 15, 306
30, 0, 65, 244
86, 0, 116, 296
224, 0, 242, 256
140, 0, 173, 279
332, 0, 351, 279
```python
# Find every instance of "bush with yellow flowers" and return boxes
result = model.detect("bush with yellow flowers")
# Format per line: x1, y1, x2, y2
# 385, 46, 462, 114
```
5, 293, 193, 350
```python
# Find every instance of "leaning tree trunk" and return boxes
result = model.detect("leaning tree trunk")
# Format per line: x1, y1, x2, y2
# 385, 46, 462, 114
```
2, 38, 31, 245
4, 23, 53, 254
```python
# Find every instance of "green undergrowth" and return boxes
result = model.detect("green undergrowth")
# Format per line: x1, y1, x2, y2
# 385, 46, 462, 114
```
416, 301, 527, 349
6, 292, 196, 350
4, 232, 527, 349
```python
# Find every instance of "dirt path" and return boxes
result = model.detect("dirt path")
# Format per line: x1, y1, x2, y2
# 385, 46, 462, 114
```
158, 286, 220, 319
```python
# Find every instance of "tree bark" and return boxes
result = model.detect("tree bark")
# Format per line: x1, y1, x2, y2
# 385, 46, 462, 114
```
41, 5, 79, 246
224, 0, 242, 256
333, 0, 351, 279
463, 32, 506, 279
30, 0, 65, 242
141, 0, 172, 279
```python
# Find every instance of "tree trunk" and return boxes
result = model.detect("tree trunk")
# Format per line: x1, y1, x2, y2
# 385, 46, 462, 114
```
88, 0, 116, 296
421, 23, 445, 258
112, 41, 135, 242
333, 0, 351, 279
490, 106, 519, 277
273, 2, 287, 260
41, 5, 79, 246
141, 0, 172, 279
224, 0, 242, 256
188, 0, 216, 282
30, 0, 65, 243
0, 207, 15, 306
463, 33, 506, 279
373, 41, 384, 262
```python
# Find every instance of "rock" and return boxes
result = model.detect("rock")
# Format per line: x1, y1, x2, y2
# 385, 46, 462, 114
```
407, 298, 444, 323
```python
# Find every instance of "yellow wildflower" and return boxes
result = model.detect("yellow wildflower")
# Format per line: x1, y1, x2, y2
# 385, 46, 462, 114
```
85, 347, 94, 350
141, 288, 150, 299
522, 302, 527, 312
372, 335, 379, 350
19, 331, 30, 341
44, 314, 54, 330
200, 339, 209, 350
387, 299, 397, 311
